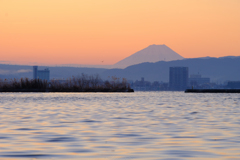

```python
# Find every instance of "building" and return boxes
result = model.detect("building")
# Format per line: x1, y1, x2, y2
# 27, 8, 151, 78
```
33, 66, 38, 79
33, 66, 50, 81
169, 67, 188, 91
227, 81, 240, 89
188, 74, 210, 86
131, 77, 151, 91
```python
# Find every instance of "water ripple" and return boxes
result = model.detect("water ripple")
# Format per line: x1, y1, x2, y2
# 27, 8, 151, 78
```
0, 92, 239, 159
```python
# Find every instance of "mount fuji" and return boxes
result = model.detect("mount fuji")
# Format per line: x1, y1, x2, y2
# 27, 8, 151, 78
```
113, 44, 184, 68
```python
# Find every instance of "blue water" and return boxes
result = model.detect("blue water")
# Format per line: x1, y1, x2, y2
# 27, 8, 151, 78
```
0, 92, 239, 159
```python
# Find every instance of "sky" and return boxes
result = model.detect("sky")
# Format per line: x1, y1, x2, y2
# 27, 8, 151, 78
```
0, 0, 240, 65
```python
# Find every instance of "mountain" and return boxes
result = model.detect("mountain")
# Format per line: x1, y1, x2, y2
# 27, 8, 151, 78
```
101, 56, 240, 82
113, 44, 184, 68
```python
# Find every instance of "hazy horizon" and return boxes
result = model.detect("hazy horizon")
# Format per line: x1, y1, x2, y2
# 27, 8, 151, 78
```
0, 44, 239, 67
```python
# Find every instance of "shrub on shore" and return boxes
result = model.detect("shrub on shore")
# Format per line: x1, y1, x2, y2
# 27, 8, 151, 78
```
0, 74, 131, 92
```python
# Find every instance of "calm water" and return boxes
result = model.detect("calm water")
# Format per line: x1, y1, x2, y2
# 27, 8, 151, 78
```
0, 92, 239, 160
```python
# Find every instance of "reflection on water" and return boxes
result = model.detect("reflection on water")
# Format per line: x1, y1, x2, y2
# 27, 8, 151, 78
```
0, 92, 240, 159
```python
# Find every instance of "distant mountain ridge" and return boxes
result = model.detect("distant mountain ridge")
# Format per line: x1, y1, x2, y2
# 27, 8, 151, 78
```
1, 56, 240, 83
102, 56, 240, 82
113, 44, 184, 68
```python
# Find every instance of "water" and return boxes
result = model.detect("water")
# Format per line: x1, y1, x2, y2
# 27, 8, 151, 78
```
0, 92, 239, 160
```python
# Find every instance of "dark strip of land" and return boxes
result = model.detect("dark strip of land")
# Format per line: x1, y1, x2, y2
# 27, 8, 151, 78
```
185, 89, 240, 93
0, 88, 134, 93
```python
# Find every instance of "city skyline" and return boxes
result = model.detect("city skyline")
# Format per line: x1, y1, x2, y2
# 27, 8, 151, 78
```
1, 0, 240, 65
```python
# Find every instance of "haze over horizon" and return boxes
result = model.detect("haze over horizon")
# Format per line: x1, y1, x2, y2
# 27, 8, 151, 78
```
1, 0, 240, 65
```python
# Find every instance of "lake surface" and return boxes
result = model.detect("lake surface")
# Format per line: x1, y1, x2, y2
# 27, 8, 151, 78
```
0, 92, 239, 160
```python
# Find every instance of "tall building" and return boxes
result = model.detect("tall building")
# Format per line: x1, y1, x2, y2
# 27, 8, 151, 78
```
33, 66, 50, 81
169, 67, 188, 91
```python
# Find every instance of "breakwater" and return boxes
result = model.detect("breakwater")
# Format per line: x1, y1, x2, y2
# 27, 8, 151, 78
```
185, 89, 240, 93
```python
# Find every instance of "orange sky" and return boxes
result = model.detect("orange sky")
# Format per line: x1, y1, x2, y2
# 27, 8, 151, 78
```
0, 0, 240, 65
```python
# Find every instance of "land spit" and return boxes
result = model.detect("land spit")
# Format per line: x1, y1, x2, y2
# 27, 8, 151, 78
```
185, 89, 240, 93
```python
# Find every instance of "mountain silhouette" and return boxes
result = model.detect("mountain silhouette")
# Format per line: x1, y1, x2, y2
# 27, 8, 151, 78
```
113, 44, 184, 68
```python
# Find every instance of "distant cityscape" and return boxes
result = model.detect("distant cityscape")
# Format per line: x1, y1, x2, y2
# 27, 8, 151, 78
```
129, 66, 240, 91
32, 66, 240, 91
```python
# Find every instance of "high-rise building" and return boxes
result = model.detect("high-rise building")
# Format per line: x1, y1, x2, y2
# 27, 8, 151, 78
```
169, 67, 188, 91
33, 66, 50, 81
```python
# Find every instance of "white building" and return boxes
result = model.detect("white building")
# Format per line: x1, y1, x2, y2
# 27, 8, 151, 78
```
33, 66, 50, 81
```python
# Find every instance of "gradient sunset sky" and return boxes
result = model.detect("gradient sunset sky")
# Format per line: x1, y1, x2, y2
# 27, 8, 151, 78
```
1, 0, 240, 65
